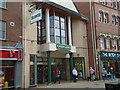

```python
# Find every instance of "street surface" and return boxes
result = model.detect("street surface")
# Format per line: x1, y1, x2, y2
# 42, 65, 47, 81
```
35, 79, 119, 89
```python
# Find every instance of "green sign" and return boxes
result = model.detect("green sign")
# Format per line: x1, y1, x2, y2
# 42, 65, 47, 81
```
31, 9, 42, 24
56, 44, 71, 50
100, 51, 120, 60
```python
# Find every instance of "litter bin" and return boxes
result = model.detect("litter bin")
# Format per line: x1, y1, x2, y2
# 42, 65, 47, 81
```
105, 82, 120, 90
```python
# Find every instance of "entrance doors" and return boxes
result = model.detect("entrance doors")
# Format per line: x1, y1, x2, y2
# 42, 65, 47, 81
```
73, 57, 86, 80
37, 58, 66, 84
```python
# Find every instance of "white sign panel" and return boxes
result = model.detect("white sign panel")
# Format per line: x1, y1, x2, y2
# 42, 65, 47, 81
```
31, 9, 42, 24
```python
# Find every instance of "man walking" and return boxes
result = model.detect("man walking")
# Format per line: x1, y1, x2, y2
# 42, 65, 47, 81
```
72, 68, 78, 82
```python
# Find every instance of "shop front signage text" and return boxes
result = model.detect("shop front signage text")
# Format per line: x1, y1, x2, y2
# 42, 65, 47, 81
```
100, 51, 120, 60
56, 44, 71, 50
31, 9, 42, 24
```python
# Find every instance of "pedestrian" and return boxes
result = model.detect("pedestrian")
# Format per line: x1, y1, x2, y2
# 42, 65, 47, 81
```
110, 67, 116, 81
79, 70, 82, 79
102, 68, 108, 81
72, 68, 78, 82
89, 67, 95, 81
54, 68, 61, 84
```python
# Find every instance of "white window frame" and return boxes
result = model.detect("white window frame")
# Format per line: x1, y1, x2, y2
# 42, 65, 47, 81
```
100, 37, 105, 50
104, 13, 108, 23
112, 15, 115, 25
116, 16, 119, 26
0, 0, 6, 9
0, 20, 6, 40
114, 39, 118, 50
106, 38, 110, 49
99, 11, 103, 22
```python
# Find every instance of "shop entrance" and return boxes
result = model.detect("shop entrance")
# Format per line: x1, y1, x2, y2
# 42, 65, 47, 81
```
0, 61, 15, 87
73, 57, 86, 80
101, 60, 120, 78
37, 58, 66, 84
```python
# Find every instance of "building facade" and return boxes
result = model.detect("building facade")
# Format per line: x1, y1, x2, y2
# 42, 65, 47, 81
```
0, 0, 23, 88
22, 0, 89, 88
74, 0, 120, 80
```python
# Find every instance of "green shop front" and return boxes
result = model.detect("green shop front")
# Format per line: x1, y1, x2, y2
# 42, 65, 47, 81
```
100, 51, 120, 78
29, 44, 76, 85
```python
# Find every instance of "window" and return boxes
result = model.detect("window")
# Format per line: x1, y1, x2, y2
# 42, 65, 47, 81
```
112, 15, 116, 25
37, 10, 46, 44
0, 0, 6, 9
111, 0, 113, 7
104, 13, 109, 23
99, 11, 103, 22
99, 0, 107, 5
116, 16, 119, 25
114, 39, 118, 50
113, 1, 117, 8
0, 20, 6, 40
100, 37, 105, 49
55, 13, 66, 45
106, 38, 110, 49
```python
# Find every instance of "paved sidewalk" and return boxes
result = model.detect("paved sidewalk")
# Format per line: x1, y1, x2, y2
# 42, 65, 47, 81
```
35, 79, 119, 88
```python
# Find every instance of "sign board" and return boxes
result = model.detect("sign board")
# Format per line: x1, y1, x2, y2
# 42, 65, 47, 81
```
100, 51, 120, 60
31, 9, 42, 24
56, 44, 71, 50
0, 49, 23, 61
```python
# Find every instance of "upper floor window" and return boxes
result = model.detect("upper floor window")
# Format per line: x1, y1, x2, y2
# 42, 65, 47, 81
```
0, 0, 6, 9
114, 39, 118, 50
106, 38, 110, 49
0, 20, 6, 40
104, 13, 109, 23
116, 16, 119, 25
100, 37, 105, 49
112, 15, 116, 25
99, 11, 103, 22
55, 12, 66, 45
99, 0, 107, 5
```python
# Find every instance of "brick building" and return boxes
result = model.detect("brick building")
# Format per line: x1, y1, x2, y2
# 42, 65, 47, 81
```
0, 0, 23, 88
74, 0, 120, 79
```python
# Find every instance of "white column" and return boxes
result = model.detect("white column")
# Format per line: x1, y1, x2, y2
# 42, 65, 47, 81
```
68, 16, 72, 45
46, 8, 50, 43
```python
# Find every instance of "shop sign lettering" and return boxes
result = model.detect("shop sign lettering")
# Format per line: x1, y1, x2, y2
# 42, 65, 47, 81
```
56, 44, 71, 50
31, 9, 42, 24
100, 51, 120, 60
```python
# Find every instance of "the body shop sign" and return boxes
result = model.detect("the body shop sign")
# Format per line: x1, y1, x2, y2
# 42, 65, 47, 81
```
31, 9, 42, 24
100, 51, 120, 60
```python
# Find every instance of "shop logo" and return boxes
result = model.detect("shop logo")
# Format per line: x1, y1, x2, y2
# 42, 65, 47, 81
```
9, 50, 15, 57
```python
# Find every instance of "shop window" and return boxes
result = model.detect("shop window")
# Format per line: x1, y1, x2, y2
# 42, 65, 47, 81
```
114, 39, 118, 50
106, 38, 110, 49
104, 13, 109, 23
0, 20, 6, 40
100, 37, 105, 50
30, 56, 35, 85
0, 0, 6, 9
119, 40, 120, 50
99, 11, 103, 22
